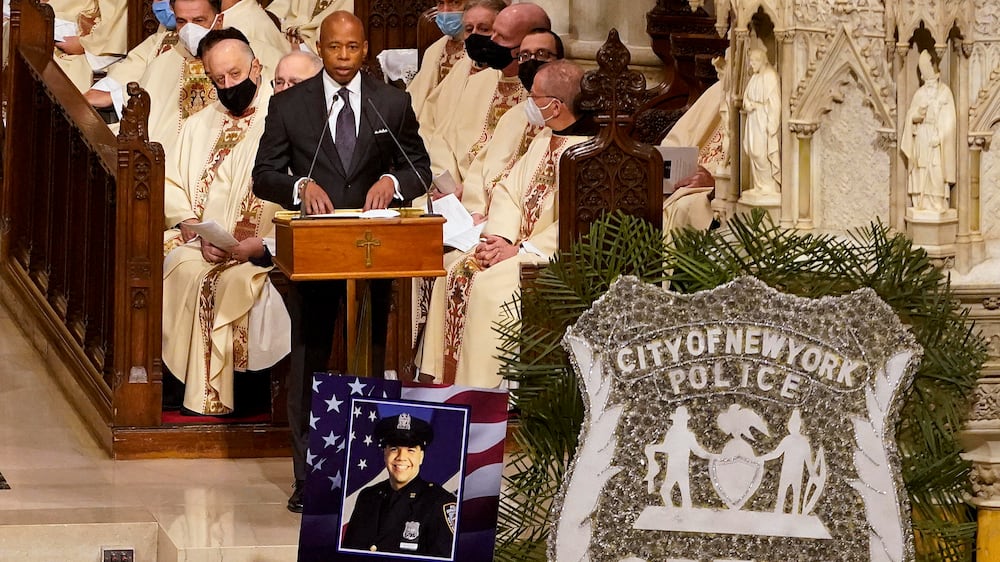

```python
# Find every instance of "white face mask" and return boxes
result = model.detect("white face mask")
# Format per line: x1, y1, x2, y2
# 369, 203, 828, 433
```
524, 97, 556, 128
178, 15, 217, 56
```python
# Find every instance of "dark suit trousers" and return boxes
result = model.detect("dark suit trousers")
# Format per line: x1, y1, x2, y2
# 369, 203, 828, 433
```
285, 279, 392, 482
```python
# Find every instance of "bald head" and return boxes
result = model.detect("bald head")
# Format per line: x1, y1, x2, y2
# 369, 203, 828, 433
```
534, 59, 583, 118
492, 2, 550, 50
274, 51, 323, 92
202, 37, 258, 88
318, 10, 368, 84
320, 10, 365, 40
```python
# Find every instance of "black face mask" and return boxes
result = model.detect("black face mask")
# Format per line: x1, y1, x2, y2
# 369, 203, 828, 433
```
518, 59, 547, 91
465, 33, 515, 70
216, 75, 258, 116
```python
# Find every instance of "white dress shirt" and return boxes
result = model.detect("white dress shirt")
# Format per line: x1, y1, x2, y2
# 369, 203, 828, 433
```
292, 70, 402, 205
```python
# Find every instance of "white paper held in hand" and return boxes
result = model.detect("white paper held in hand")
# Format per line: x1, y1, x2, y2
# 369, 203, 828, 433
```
434, 194, 485, 251
184, 220, 240, 249
657, 146, 699, 194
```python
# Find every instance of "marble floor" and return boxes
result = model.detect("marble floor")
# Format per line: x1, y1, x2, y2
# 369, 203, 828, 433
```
0, 302, 302, 561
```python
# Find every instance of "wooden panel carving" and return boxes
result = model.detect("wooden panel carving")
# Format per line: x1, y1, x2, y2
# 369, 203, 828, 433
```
560, 29, 663, 252
128, 0, 158, 50
355, 0, 435, 61
633, 0, 728, 145
3, 0, 165, 442
112, 81, 164, 427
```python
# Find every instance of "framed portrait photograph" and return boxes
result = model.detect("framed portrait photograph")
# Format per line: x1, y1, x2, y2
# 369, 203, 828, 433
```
337, 398, 471, 561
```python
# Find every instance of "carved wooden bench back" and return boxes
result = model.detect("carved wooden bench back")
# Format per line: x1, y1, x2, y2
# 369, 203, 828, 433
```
632, 0, 728, 145
558, 29, 664, 252
3, 0, 164, 432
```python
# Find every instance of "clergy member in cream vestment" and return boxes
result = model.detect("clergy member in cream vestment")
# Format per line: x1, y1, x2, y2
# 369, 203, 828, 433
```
265, 0, 352, 52
659, 80, 724, 238
84, 0, 286, 157
413, 0, 504, 136
407, 3, 467, 119
418, 61, 592, 387
458, 28, 563, 217
49, 0, 127, 92
423, 4, 548, 188
162, 32, 288, 416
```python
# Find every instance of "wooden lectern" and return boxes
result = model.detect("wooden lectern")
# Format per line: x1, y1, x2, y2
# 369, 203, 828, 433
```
272, 213, 446, 279
272, 211, 446, 375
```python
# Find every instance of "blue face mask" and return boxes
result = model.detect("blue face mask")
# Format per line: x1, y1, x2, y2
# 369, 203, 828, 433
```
152, 0, 176, 30
435, 11, 464, 38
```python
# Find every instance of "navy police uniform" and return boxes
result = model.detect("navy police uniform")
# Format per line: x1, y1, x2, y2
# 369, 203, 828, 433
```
342, 413, 457, 557
342, 476, 457, 556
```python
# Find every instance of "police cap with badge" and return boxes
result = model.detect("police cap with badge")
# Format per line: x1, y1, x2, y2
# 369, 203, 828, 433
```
375, 412, 434, 449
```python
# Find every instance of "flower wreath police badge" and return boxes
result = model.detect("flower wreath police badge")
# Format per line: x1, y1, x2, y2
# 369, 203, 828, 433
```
553, 276, 921, 562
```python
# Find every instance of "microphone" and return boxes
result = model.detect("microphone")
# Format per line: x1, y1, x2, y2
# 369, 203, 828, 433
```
365, 98, 439, 217
300, 95, 338, 218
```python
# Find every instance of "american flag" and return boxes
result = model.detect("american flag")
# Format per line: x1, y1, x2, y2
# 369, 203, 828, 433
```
297, 374, 401, 561
297, 374, 508, 562
400, 384, 509, 562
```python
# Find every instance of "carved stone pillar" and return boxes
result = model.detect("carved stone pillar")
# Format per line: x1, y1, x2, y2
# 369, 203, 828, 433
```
957, 289, 1000, 562
789, 121, 818, 230
892, 42, 910, 232
955, 43, 971, 247
732, 29, 749, 206
777, 29, 794, 228
880, 127, 899, 231
958, 132, 989, 273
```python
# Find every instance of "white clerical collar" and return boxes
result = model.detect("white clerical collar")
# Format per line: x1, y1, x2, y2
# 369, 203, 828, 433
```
322, 70, 362, 102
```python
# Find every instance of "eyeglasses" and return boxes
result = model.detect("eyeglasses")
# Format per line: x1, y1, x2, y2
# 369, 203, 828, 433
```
272, 78, 303, 89
529, 94, 562, 104
517, 49, 556, 64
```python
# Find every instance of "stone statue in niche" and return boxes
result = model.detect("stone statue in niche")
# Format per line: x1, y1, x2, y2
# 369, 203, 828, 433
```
900, 50, 956, 214
741, 39, 781, 203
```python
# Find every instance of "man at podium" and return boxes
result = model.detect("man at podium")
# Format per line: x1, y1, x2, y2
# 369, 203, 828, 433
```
251, 10, 431, 513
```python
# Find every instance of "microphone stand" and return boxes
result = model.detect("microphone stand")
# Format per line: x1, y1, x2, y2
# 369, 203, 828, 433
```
300, 96, 339, 219
366, 98, 439, 217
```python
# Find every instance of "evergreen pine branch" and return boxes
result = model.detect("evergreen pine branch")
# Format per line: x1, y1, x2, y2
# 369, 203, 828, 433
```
494, 209, 984, 561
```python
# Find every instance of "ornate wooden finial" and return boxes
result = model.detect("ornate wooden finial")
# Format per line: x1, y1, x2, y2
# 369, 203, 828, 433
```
119, 82, 151, 143
578, 29, 649, 122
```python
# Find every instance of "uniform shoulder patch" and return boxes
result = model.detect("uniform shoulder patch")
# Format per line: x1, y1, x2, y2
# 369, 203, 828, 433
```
443, 502, 458, 534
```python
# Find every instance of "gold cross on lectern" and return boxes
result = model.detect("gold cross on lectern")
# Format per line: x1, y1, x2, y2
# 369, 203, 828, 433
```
356, 230, 381, 267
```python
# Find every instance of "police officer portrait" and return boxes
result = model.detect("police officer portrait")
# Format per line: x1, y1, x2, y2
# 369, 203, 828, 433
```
339, 403, 469, 560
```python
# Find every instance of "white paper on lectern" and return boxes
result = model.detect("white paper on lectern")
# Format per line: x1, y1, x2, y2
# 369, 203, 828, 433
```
360, 209, 401, 219
185, 220, 239, 249
303, 209, 400, 219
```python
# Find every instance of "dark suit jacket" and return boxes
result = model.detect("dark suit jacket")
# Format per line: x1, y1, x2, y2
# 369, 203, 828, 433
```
252, 72, 431, 209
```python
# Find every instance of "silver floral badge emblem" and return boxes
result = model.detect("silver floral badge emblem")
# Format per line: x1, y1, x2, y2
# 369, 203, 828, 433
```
552, 276, 921, 562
